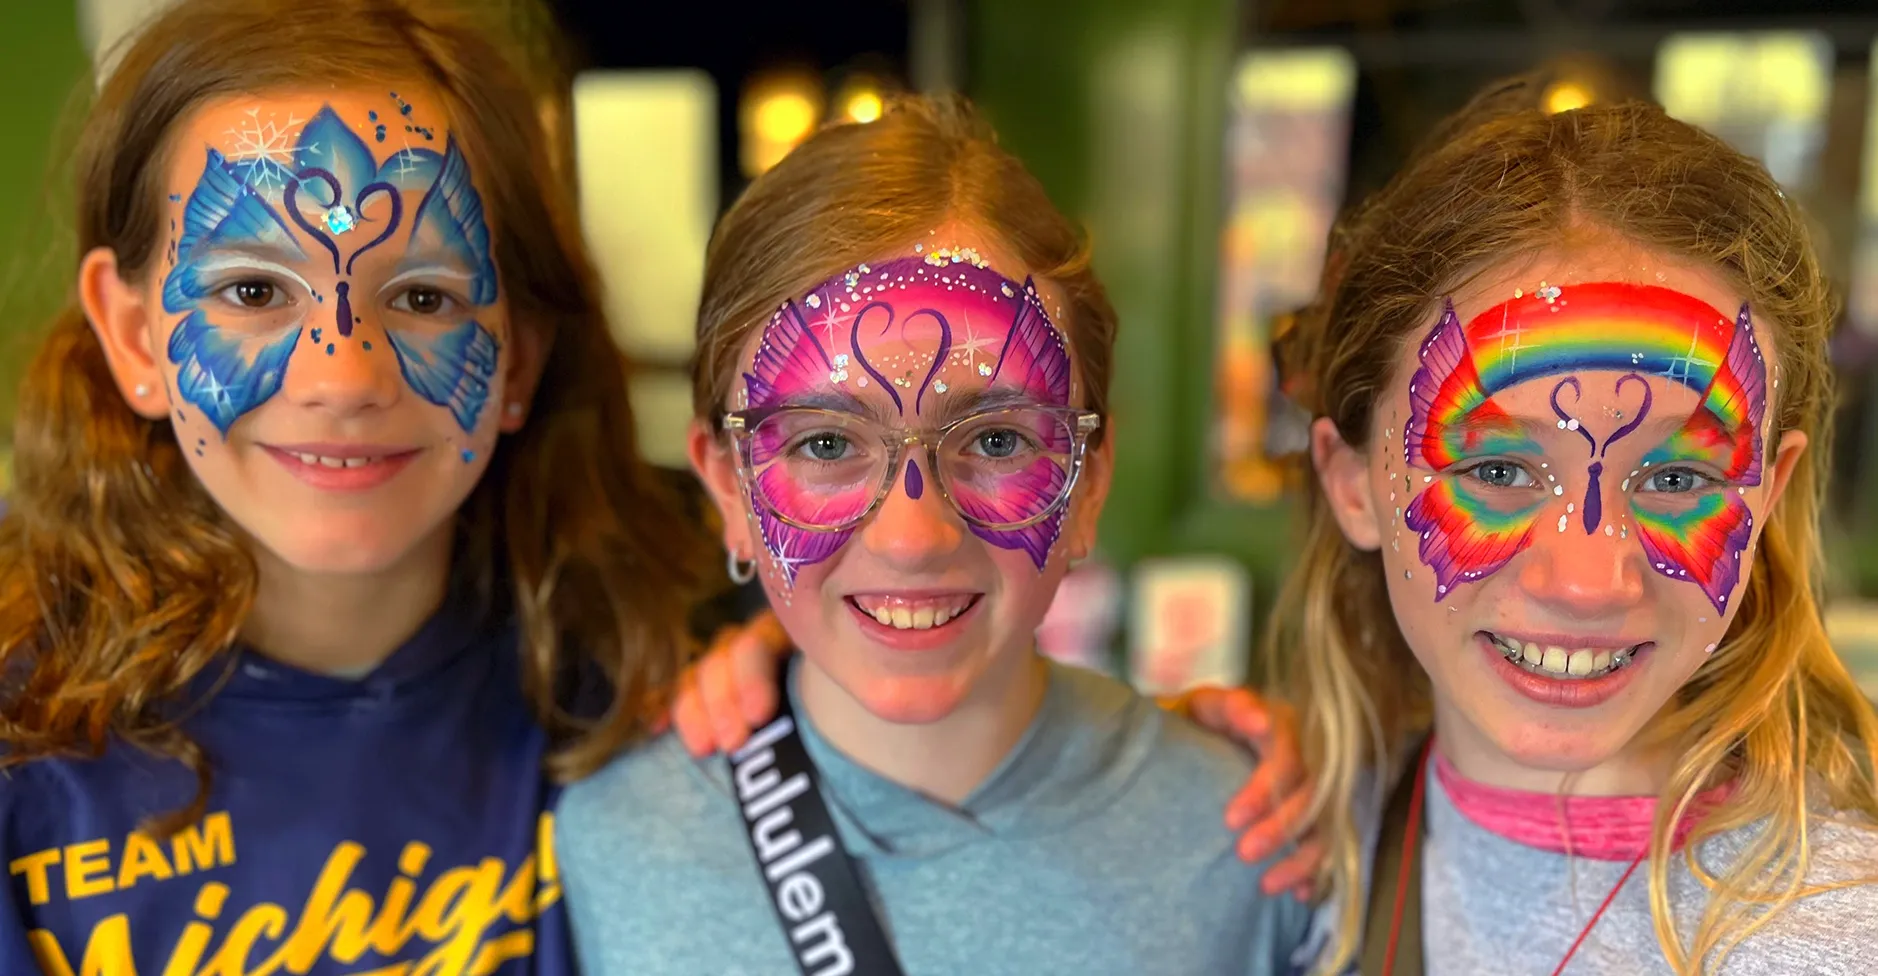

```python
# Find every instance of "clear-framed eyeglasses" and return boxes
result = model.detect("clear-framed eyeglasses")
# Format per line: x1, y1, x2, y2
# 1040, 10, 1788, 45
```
721, 404, 1104, 534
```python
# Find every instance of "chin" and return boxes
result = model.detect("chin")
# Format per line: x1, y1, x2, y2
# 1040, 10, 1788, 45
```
842, 671, 973, 725
251, 516, 442, 576
1474, 704, 1644, 774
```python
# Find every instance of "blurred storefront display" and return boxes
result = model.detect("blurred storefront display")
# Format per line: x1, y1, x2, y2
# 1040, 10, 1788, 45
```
1128, 555, 1252, 696
1211, 48, 1355, 505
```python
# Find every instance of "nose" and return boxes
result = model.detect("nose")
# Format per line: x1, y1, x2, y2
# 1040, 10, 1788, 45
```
1514, 505, 1647, 618
858, 455, 963, 569
278, 304, 401, 416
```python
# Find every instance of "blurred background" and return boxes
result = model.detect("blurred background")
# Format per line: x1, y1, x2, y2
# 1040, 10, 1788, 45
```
4, 0, 1878, 694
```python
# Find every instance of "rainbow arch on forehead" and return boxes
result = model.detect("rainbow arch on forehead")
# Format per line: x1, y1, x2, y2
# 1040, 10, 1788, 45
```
1464, 283, 1737, 397
1406, 283, 1752, 470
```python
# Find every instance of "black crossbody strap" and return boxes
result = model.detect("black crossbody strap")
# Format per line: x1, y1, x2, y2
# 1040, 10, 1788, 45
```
728, 684, 907, 976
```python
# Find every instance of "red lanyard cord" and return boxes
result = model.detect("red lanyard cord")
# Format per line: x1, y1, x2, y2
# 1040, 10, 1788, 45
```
1381, 740, 1651, 976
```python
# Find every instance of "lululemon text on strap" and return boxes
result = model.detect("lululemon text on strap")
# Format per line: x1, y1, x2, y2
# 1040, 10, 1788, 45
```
728, 677, 907, 976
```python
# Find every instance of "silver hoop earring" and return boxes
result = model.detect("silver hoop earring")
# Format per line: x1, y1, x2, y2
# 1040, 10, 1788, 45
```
727, 549, 758, 585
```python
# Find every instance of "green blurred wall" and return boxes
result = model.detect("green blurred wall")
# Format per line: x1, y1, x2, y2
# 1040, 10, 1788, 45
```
0, 5, 87, 490
970, 0, 1296, 660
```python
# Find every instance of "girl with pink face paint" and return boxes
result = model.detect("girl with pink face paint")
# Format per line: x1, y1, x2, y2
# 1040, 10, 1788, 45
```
1276, 75, 1878, 973
557, 96, 1320, 976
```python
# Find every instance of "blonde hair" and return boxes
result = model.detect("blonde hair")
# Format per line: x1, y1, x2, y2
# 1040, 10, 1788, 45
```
692, 94, 1116, 424
0, 0, 704, 832
1271, 76, 1878, 972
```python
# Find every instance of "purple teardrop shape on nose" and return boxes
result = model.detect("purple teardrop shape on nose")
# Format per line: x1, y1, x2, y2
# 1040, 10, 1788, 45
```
905, 459, 924, 500
1583, 462, 1603, 534
336, 281, 353, 338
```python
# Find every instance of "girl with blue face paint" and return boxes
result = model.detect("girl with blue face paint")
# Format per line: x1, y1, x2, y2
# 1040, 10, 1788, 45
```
0, 0, 781, 970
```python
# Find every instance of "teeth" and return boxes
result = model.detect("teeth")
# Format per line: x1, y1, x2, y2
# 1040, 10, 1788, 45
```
855, 595, 976, 630
295, 452, 378, 469
1492, 634, 1644, 679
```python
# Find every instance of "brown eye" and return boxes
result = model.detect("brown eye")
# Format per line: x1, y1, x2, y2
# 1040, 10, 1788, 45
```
404, 287, 445, 314
233, 281, 275, 307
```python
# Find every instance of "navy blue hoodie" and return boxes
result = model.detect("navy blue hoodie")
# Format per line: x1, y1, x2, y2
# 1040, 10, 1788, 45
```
0, 599, 573, 975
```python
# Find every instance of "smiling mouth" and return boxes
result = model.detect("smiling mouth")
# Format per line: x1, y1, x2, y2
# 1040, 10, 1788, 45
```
1483, 632, 1650, 679
847, 594, 982, 631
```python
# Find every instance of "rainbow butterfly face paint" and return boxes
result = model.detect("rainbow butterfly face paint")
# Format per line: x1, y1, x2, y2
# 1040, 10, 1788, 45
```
1402, 282, 1767, 612
736, 253, 1075, 586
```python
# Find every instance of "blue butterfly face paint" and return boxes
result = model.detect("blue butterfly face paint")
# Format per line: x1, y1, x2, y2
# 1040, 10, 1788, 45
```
162, 96, 500, 438
142, 89, 517, 578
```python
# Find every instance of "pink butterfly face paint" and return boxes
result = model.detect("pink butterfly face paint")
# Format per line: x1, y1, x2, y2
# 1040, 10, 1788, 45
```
738, 253, 1074, 586
1402, 283, 1767, 612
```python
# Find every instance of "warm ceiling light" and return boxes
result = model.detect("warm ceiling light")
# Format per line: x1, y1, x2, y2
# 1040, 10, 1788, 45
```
740, 70, 823, 176
1544, 80, 1594, 115
844, 89, 883, 124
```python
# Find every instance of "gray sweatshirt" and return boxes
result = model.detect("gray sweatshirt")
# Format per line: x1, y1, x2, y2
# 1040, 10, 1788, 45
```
1297, 754, 1878, 974
558, 658, 1313, 975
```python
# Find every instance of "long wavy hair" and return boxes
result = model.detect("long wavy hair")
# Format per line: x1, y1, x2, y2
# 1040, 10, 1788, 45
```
1271, 76, 1878, 973
0, 0, 704, 830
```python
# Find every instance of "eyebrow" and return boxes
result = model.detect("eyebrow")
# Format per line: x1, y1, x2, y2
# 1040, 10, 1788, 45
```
930, 387, 1055, 425
766, 389, 896, 423
399, 246, 478, 279
188, 242, 316, 270
185, 250, 317, 292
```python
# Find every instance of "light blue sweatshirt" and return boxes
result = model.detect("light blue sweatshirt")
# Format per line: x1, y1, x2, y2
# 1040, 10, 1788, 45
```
558, 657, 1313, 975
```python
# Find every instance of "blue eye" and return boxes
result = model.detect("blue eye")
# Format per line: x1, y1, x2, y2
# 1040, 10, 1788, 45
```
796, 433, 852, 462
1465, 460, 1533, 489
1638, 468, 1709, 494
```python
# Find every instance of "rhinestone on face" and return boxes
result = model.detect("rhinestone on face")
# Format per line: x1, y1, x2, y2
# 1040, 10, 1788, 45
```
324, 206, 356, 235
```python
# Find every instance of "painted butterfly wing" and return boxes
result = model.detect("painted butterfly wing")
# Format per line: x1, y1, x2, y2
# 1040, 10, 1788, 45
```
385, 319, 499, 432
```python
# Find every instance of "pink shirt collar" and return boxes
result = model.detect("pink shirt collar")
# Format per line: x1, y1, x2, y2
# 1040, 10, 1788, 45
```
1431, 747, 1733, 861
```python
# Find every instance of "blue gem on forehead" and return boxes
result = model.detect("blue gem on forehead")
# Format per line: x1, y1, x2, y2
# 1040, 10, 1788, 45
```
324, 205, 356, 235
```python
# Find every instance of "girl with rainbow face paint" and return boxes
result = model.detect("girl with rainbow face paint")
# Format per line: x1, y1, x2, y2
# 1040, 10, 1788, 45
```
1283, 77, 1878, 973
557, 97, 1321, 976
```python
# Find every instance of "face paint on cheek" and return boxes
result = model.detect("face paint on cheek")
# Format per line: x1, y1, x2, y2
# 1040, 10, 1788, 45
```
955, 278, 1072, 569
1630, 303, 1767, 612
739, 299, 858, 587
162, 149, 310, 435
379, 133, 501, 434
1403, 301, 1547, 594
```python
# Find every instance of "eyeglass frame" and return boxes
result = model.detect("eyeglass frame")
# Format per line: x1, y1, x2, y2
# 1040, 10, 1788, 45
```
720, 403, 1104, 534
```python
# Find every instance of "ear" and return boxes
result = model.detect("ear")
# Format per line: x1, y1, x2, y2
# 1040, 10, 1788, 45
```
1761, 427, 1809, 513
1064, 432, 1113, 563
687, 417, 758, 560
1311, 416, 1383, 551
497, 317, 553, 433
79, 246, 168, 420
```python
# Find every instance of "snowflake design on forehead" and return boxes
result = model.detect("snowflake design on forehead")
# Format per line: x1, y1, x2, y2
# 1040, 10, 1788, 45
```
224, 108, 319, 194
